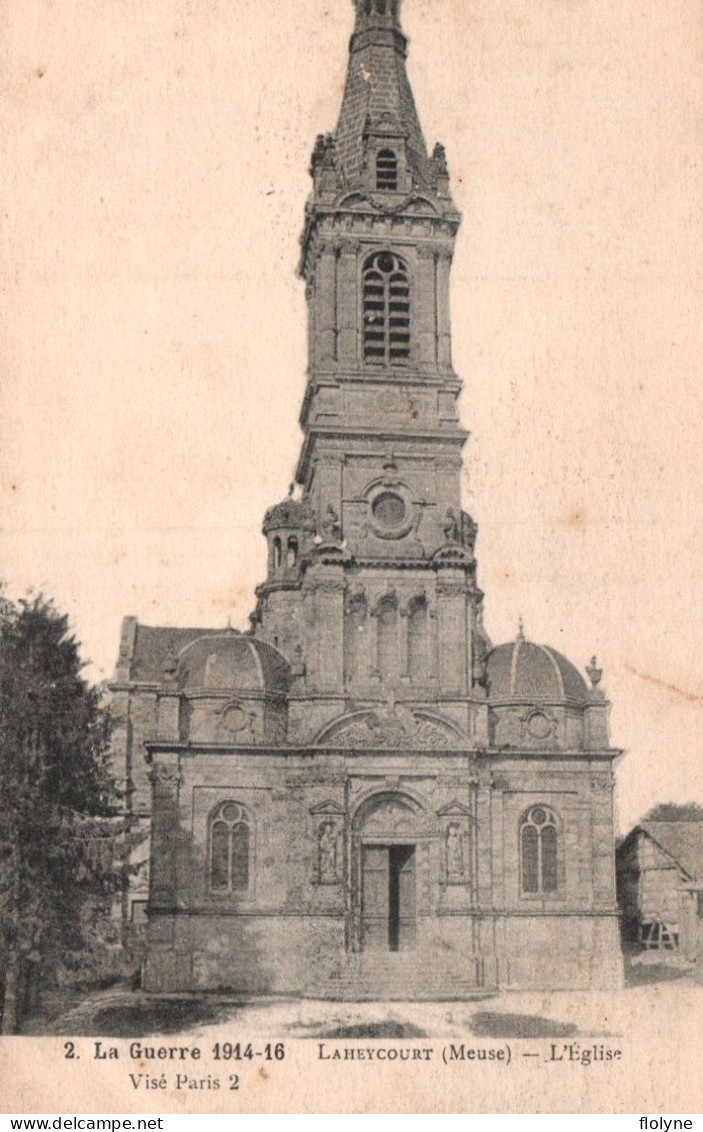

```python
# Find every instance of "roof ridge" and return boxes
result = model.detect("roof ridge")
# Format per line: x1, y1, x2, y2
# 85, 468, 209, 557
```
541, 644, 566, 698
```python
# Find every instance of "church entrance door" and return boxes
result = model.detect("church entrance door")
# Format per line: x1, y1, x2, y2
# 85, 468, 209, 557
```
361, 845, 416, 952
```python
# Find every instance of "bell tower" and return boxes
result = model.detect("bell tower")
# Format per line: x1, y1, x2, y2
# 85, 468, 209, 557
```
252, 0, 488, 736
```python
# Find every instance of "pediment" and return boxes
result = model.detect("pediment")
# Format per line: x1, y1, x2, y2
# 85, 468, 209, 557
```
437, 799, 473, 818
432, 544, 474, 566
314, 707, 467, 750
309, 799, 347, 816
403, 196, 439, 216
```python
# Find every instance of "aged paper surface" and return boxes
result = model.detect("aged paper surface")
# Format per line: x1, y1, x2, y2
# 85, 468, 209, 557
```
1, 0, 702, 1115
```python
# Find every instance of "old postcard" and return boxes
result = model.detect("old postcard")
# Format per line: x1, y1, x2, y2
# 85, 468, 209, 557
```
1, 0, 702, 1116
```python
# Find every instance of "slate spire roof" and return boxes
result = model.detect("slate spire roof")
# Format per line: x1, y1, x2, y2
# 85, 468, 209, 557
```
335, 0, 430, 188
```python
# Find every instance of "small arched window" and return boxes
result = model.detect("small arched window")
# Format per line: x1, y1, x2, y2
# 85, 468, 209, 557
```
376, 149, 398, 191
209, 802, 251, 893
345, 593, 367, 684
272, 537, 282, 570
287, 537, 299, 569
521, 806, 558, 895
377, 594, 398, 679
408, 596, 430, 682
363, 252, 410, 366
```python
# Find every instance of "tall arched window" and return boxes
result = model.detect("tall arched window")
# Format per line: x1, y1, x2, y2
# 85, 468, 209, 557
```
209, 802, 251, 893
407, 596, 430, 682
377, 594, 398, 679
376, 149, 398, 191
272, 537, 282, 570
287, 537, 299, 569
363, 252, 410, 366
521, 806, 558, 894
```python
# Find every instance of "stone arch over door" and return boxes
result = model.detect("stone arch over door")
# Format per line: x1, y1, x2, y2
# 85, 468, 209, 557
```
349, 791, 433, 952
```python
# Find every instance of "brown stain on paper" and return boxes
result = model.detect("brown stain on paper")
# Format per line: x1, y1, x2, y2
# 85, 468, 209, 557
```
210, 585, 250, 611
624, 663, 703, 706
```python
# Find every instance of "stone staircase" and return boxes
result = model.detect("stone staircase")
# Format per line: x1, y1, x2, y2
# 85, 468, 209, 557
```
307, 950, 496, 1001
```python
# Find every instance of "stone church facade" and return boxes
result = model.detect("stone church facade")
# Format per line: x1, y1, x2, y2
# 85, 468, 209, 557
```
110, 0, 623, 998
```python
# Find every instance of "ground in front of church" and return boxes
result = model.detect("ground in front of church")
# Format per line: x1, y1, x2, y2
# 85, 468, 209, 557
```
23, 959, 701, 1040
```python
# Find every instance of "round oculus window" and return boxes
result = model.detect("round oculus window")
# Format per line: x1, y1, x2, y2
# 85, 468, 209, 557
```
526, 711, 552, 740
221, 704, 248, 734
372, 491, 407, 528
222, 803, 242, 823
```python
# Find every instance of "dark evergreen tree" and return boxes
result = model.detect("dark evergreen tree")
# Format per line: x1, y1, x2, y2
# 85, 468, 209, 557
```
0, 594, 127, 1033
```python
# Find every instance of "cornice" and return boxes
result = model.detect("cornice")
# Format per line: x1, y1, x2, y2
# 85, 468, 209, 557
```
296, 424, 468, 481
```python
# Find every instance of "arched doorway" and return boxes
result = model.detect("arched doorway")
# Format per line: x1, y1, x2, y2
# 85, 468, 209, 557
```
351, 792, 431, 953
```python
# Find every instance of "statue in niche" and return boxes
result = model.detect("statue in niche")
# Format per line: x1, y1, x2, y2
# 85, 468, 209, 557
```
321, 505, 342, 542
472, 631, 489, 689
446, 823, 464, 878
461, 511, 478, 553
318, 821, 338, 882
442, 508, 461, 543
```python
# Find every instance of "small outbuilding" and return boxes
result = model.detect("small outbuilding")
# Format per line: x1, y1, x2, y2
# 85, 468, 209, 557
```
617, 822, 703, 960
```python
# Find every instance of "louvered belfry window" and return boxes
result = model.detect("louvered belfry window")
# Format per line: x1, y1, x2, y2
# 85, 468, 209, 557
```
376, 148, 398, 191
363, 252, 410, 366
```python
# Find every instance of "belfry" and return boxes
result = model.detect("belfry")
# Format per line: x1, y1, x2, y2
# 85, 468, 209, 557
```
110, 0, 623, 996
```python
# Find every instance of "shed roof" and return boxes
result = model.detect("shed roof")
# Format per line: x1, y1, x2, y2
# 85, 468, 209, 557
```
638, 822, 703, 882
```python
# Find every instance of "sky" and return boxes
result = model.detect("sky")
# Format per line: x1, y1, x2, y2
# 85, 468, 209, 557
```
1, 0, 701, 833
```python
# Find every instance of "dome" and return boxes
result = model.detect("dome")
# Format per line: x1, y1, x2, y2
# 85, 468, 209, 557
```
486, 637, 589, 705
263, 498, 305, 533
177, 633, 290, 694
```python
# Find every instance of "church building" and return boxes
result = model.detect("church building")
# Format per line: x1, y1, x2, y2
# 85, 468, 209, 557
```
110, 0, 624, 997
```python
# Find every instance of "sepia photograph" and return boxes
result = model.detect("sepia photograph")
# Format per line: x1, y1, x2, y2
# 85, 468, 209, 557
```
1, 0, 701, 1115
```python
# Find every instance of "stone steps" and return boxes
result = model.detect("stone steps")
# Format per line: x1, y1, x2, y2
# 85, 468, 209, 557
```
307, 951, 494, 1001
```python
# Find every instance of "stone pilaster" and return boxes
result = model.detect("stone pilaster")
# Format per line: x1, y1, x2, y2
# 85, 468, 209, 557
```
314, 243, 338, 365
436, 574, 468, 695
148, 757, 182, 910
436, 249, 453, 371
415, 244, 437, 367
337, 243, 360, 365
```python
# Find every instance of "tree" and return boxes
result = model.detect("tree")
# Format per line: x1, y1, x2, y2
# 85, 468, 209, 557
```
642, 802, 703, 823
0, 593, 125, 1033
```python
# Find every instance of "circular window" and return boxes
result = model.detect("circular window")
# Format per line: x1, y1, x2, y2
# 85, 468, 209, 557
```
372, 492, 406, 528
221, 704, 248, 734
531, 807, 547, 826
526, 711, 552, 740
222, 803, 242, 823
377, 251, 395, 274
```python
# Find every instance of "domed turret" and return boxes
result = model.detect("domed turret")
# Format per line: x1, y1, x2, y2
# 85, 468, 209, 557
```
486, 637, 589, 706
176, 632, 290, 745
262, 496, 306, 582
484, 632, 597, 751
177, 632, 290, 695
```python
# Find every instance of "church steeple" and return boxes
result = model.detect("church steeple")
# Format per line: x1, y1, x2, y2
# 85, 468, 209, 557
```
335, 0, 430, 191
254, 0, 480, 706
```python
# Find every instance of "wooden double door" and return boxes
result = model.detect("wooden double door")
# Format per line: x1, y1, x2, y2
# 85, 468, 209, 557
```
361, 844, 416, 952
